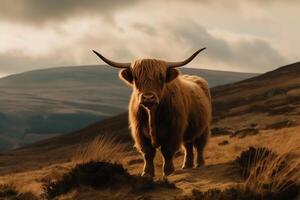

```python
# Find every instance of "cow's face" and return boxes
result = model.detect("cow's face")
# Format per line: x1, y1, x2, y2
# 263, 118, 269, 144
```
92, 48, 206, 109
119, 59, 179, 108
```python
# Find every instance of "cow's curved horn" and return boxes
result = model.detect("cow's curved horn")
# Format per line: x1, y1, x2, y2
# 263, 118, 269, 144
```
167, 48, 206, 68
92, 50, 130, 69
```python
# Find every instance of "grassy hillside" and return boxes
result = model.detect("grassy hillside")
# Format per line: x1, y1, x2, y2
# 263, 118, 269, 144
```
0, 62, 299, 199
212, 62, 300, 130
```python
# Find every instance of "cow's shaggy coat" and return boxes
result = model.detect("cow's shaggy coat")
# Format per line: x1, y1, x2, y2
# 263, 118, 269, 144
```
93, 50, 211, 177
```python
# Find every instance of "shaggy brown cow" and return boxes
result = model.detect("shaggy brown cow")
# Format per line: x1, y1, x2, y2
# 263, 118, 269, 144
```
93, 49, 212, 177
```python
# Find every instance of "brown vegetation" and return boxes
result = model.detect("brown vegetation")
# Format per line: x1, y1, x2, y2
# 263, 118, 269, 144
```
72, 135, 129, 164
212, 62, 300, 130
42, 161, 175, 199
242, 147, 300, 199
178, 146, 300, 200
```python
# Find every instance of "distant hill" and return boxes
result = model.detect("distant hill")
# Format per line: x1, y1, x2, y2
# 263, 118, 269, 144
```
0, 65, 257, 151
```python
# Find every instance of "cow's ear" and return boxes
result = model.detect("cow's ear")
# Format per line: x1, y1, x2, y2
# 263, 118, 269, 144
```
166, 68, 179, 82
119, 68, 133, 86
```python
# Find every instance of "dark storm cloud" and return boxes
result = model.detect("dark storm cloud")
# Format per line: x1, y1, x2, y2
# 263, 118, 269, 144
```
0, 0, 139, 24
172, 22, 287, 71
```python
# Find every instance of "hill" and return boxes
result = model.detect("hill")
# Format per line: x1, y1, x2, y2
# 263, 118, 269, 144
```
0, 66, 257, 151
0, 63, 300, 199
0, 62, 299, 199
212, 62, 300, 130
4, 61, 297, 151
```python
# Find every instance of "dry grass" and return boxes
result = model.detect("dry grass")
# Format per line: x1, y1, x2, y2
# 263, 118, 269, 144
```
236, 146, 276, 178
0, 135, 131, 199
0, 128, 299, 199
243, 143, 300, 198
72, 135, 129, 165
178, 143, 300, 200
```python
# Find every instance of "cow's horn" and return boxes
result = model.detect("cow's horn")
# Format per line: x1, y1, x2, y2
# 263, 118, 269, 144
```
167, 48, 206, 68
92, 50, 130, 69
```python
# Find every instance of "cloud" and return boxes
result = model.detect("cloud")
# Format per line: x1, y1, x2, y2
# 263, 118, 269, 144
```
0, 0, 139, 25
0, 0, 297, 75
131, 23, 157, 36
0, 20, 288, 74
1, 0, 299, 26
168, 21, 287, 72
0, 50, 70, 74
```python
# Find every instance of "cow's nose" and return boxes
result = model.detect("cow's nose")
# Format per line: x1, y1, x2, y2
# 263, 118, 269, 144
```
142, 93, 155, 101
141, 93, 157, 108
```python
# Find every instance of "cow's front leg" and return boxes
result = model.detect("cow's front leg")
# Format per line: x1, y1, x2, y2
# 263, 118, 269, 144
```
140, 141, 156, 178
161, 144, 176, 176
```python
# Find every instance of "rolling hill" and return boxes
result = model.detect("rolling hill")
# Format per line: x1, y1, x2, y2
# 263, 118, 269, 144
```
0, 65, 257, 151
0, 62, 299, 199
0, 62, 299, 170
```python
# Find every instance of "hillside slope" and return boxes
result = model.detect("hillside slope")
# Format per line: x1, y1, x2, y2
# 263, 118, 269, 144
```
0, 62, 299, 199
212, 62, 300, 130
0, 62, 299, 173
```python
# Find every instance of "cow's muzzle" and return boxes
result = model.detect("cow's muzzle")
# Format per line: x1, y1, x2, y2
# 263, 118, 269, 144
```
140, 92, 158, 108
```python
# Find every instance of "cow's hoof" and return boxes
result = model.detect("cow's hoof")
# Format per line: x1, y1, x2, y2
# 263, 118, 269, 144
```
163, 169, 174, 176
163, 164, 175, 176
141, 172, 154, 179
182, 162, 193, 169
194, 160, 205, 169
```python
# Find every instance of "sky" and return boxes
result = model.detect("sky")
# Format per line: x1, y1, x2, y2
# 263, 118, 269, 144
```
0, 0, 299, 77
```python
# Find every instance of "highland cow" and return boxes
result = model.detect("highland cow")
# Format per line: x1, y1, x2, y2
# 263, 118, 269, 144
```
93, 49, 212, 177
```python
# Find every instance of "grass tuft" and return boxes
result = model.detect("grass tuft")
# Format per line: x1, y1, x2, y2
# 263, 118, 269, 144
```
236, 146, 300, 199
235, 146, 278, 178
72, 135, 129, 164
